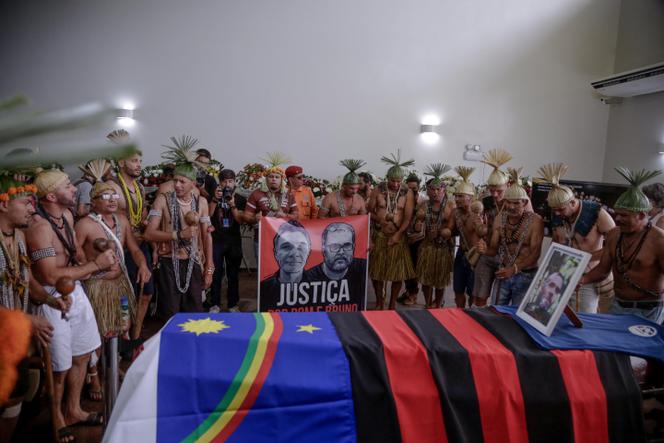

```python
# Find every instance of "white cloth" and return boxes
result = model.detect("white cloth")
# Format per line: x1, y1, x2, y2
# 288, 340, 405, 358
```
40, 281, 101, 372
103, 333, 161, 443
568, 283, 599, 314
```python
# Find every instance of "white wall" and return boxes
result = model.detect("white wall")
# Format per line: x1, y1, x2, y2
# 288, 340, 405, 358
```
602, 0, 664, 183
1, 0, 620, 182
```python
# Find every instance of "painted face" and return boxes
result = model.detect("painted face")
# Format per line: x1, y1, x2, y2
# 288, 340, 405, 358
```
505, 198, 528, 217
614, 209, 647, 234
274, 230, 310, 274
6, 195, 35, 228
174, 175, 194, 198
454, 193, 471, 209
120, 154, 143, 178
387, 178, 402, 191
489, 184, 507, 202
323, 228, 354, 272
342, 184, 360, 197
266, 173, 283, 191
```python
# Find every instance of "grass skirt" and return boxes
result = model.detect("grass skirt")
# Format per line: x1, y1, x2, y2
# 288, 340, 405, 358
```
84, 274, 136, 337
416, 239, 454, 289
369, 231, 416, 282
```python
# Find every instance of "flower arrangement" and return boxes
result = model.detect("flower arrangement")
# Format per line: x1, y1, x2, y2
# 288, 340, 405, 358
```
303, 175, 336, 199
236, 163, 266, 192
140, 164, 167, 186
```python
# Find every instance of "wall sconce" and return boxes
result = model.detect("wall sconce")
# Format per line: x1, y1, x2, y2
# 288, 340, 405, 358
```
116, 105, 136, 128
420, 124, 440, 144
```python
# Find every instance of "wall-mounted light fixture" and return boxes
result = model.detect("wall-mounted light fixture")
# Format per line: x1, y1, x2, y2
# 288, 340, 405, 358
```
116, 103, 136, 128
419, 114, 441, 144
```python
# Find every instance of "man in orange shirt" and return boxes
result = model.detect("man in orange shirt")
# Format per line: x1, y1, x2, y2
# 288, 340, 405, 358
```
286, 165, 318, 220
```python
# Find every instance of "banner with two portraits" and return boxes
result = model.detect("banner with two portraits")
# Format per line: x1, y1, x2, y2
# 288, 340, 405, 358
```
258, 215, 369, 312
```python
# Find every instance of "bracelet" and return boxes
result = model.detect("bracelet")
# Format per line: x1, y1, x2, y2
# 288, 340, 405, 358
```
206, 267, 214, 275
172, 231, 178, 241
513, 263, 519, 274
46, 294, 59, 308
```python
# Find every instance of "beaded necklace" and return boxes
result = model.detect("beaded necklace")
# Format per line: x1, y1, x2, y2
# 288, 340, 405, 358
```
168, 192, 198, 293
498, 211, 533, 267
118, 173, 143, 228
0, 230, 29, 311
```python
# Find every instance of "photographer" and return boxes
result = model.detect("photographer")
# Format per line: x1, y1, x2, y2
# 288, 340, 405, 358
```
208, 169, 246, 312
195, 148, 219, 200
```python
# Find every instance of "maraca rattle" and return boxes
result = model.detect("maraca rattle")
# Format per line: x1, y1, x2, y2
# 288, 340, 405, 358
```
55, 277, 75, 321
184, 211, 200, 226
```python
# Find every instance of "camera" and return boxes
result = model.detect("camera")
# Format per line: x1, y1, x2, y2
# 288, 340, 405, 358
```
222, 186, 234, 201
196, 169, 206, 187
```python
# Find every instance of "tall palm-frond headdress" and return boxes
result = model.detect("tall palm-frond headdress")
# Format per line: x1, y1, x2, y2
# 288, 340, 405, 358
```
79, 158, 115, 198
161, 135, 203, 181
340, 159, 366, 185
481, 148, 511, 186
454, 166, 476, 196
504, 167, 529, 200
424, 163, 452, 188
536, 163, 574, 208
614, 167, 662, 212
381, 149, 415, 179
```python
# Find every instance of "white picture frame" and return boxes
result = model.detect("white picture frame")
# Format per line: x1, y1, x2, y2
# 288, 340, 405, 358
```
516, 242, 591, 337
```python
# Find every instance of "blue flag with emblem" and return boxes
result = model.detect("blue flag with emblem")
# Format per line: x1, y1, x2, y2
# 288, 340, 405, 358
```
495, 305, 664, 363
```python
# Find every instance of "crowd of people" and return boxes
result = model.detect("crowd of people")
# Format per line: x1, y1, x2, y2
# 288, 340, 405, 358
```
1, 130, 664, 442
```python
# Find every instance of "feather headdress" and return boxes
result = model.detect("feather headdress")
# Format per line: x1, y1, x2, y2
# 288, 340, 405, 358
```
504, 167, 529, 200
260, 151, 290, 192
424, 163, 451, 187
340, 159, 366, 185
482, 148, 511, 186
381, 149, 415, 179
79, 158, 115, 198
614, 167, 662, 213
536, 163, 574, 208
161, 135, 203, 180
454, 166, 476, 196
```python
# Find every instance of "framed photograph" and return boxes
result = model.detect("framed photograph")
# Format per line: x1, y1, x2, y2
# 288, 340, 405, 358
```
516, 242, 591, 336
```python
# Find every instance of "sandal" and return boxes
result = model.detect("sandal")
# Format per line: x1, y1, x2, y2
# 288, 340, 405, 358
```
57, 426, 76, 443
72, 412, 104, 427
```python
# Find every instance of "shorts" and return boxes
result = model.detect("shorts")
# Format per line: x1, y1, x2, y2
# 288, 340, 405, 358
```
125, 242, 155, 296
453, 249, 475, 296
40, 281, 101, 372
473, 254, 498, 299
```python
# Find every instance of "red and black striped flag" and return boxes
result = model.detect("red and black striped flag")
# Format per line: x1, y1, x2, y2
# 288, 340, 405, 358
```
329, 308, 644, 443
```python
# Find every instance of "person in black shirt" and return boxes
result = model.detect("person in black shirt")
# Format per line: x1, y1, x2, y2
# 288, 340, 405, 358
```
209, 169, 246, 312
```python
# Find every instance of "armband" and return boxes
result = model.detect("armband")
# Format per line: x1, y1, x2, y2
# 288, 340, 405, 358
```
199, 216, 211, 225
148, 209, 162, 218
30, 247, 56, 262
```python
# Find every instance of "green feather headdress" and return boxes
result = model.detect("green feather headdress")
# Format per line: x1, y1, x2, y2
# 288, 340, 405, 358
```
424, 163, 451, 188
340, 159, 366, 185
454, 166, 476, 196
161, 134, 202, 181
614, 167, 662, 212
381, 149, 415, 179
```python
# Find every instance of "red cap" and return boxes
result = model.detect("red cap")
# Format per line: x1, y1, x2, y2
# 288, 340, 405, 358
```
285, 165, 303, 178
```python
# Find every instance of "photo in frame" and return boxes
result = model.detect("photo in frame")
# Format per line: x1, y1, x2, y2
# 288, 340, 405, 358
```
516, 242, 591, 336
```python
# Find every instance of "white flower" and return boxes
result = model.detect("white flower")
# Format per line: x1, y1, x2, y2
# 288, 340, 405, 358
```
325, 187, 332, 193
313, 187, 320, 193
